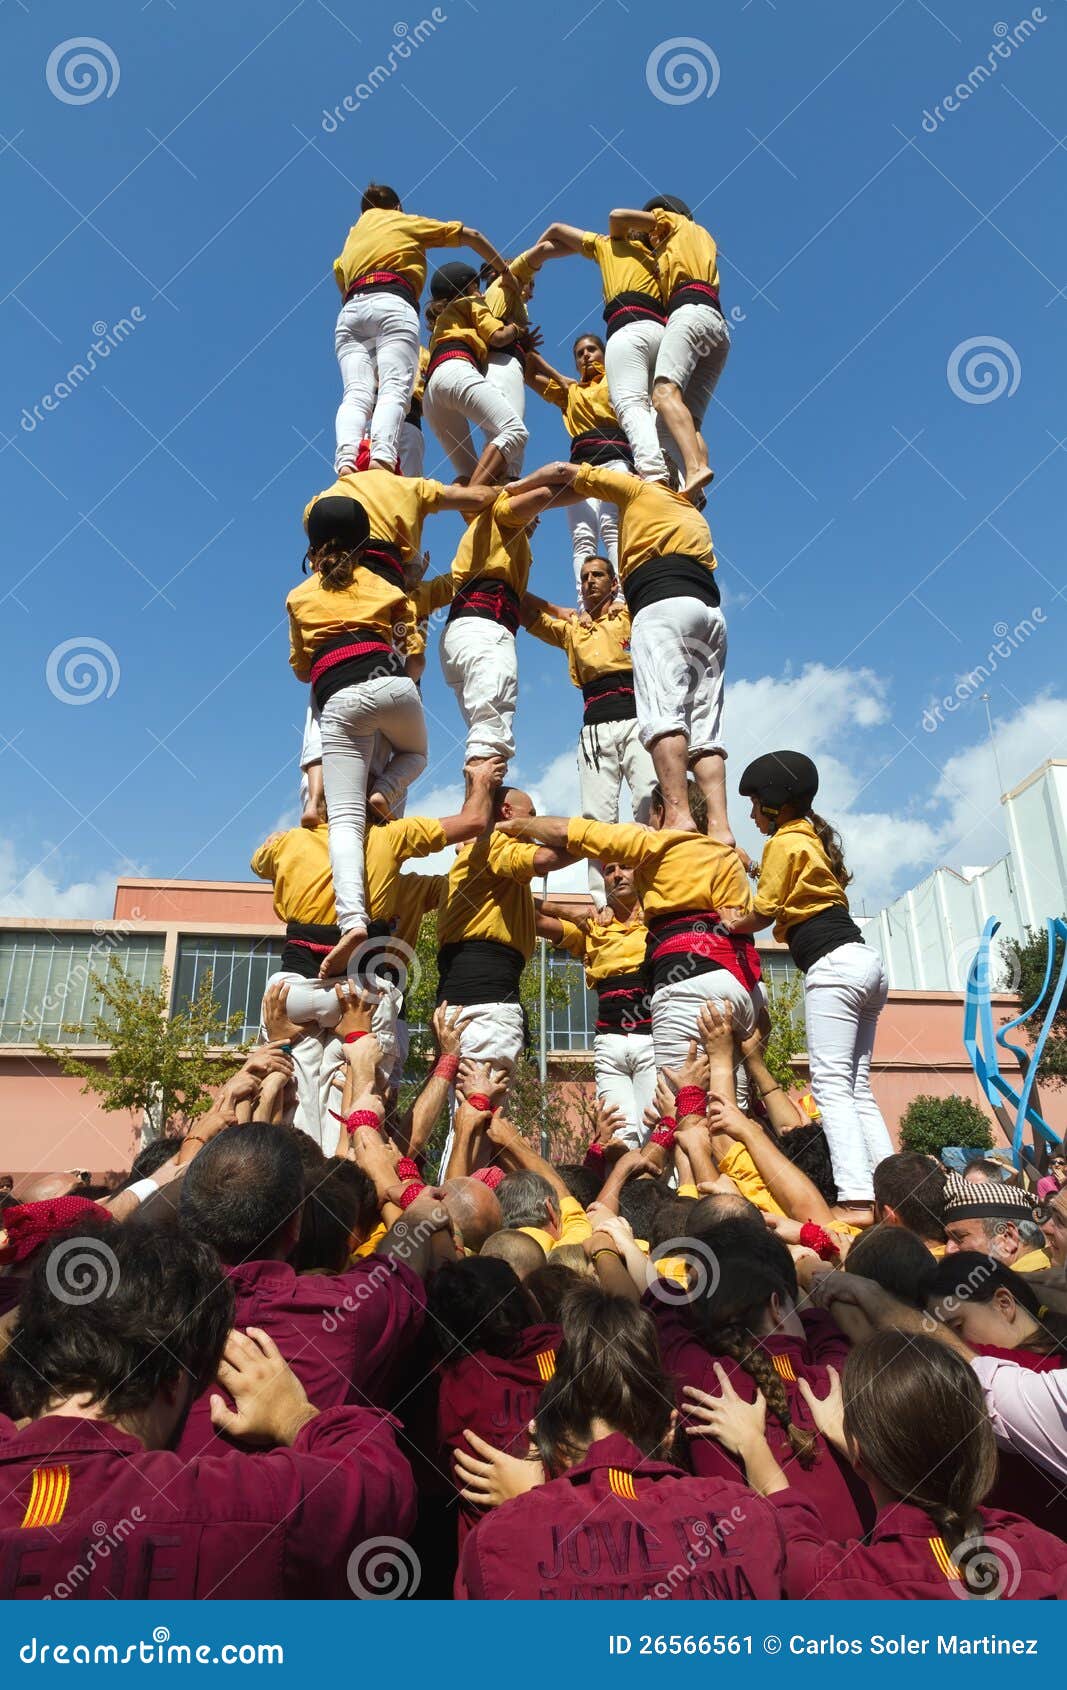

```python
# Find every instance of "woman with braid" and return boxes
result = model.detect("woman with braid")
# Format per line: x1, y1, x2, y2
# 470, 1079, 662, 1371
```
650, 1220, 875, 1539
685, 1331, 1067, 1599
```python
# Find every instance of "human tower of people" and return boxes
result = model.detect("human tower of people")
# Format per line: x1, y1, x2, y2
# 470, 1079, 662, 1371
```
1, 182, 1066, 1603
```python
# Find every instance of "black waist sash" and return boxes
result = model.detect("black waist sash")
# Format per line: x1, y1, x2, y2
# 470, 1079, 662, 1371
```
623, 553, 720, 618
581, 668, 636, 725
436, 939, 525, 1006
787, 906, 864, 973
569, 427, 634, 469
595, 971, 652, 1034
281, 918, 341, 980
446, 576, 520, 634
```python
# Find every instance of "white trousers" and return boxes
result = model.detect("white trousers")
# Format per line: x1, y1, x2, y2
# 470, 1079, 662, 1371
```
595, 1032, 657, 1150
630, 596, 726, 755
804, 942, 892, 1203
486, 351, 528, 444
578, 718, 656, 906
440, 618, 518, 762
319, 676, 426, 932
423, 359, 528, 480
566, 454, 628, 592
604, 321, 666, 481
651, 971, 756, 1108
437, 1001, 526, 1174
398, 419, 425, 478
264, 972, 408, 1144
654, 303, 731, 426
333, 293, 419, 472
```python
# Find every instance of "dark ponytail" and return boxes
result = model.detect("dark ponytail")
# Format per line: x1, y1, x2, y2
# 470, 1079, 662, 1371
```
533, 1282, 674, 1473
807, 809, 852, 889
843, 1333, 997, 1595
361, 182, 401, 212
684, 1221, 817, 1469
308, 541, 359, 592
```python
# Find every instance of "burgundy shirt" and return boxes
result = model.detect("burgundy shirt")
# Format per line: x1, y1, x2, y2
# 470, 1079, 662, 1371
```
456, 1432, 788, 1600
437, 1322, 562, 1543
771, 1490, 1067, 1599
0, 1408, 415, 1599
176, 1254, 426, 1458
649, 1297, 875, 1539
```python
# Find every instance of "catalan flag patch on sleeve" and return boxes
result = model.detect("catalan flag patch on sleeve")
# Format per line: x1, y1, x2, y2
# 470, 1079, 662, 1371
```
928, 1536, 958, 1581
772, 1354, 797, 1384
535, 1349, 556, 1382
608, 1468, 637, 1500
21, 1465, 72, 1529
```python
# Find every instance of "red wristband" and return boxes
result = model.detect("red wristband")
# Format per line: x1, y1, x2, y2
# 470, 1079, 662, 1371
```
800, 1221, 840, 1262
343, 1031, 369, 1045
650, 1124, 676, 1149
344, 1109, 382, 1134
433, 1053, 460, 1083
472, 1165, 504, 1191
465, 1092, 493, 1113
398, 1180, 426, 1209
583, 1140, 607, 1171
674, 1087, 708, 1121
396, 1157, 421, 1184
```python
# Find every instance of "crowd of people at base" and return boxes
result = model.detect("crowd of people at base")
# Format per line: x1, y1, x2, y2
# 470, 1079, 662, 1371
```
3, 176, 1067, 1603
2, 998, 1067, 1601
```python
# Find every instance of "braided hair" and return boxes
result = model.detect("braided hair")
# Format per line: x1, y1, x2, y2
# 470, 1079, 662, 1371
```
684, 1219, 817, 1470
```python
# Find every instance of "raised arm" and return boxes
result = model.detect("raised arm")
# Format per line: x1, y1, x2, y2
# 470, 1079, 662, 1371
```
434, 758, 505, 847
608, 207, 659, 239
434, 484, 500, 516
524, 350, 573, 400
536, 222, 587, 255
505, 461, 580, 499
458, 227, 510, 276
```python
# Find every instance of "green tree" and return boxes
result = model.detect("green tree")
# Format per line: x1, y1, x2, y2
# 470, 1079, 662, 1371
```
898, 1093, 994, 1159
762, 971, 807, 1090
999, 920, 1067, 1087
38, 964, 246, 1137
400, 916, 581, 1172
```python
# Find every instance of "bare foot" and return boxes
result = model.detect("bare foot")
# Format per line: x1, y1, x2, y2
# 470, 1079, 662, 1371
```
662, 805, 697, 833
707, 825, 736, 848
683, 465, 715, 500
367, 791, 394, 823
318, 928, 368, 979
300, 803, 324, 830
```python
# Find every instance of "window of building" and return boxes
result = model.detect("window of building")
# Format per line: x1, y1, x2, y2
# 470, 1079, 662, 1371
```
173, 937, 285, 1045
0, 930, 165, 1046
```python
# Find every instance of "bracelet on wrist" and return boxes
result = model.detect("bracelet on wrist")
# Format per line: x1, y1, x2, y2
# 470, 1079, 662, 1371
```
592, 1247, 622, 1265
465, 1092, 493, 1114
759, 1084, 782, 1099
398, 1180, 427, 1210
330, 1108, 382, 1134
433, 1053, 460, 1083
343, 1031, 369, 1046
674, 1086, 708, 1121
799, 1221, 840, 1263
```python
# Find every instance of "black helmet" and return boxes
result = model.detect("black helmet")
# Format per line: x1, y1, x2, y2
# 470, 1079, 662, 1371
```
643, 194, 693, 218
738, 751, 819, 815
305, 495, 370, 554
430, 261, 479, 302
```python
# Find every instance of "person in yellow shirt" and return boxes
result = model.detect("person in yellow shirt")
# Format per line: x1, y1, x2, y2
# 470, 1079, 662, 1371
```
503, 456, 728, 841
535, 216, 668, 481
608, 196, 729, 496
332, 182, 510, 475
537, 862, 655, 1150
721, 750, 892, 1213
496, 781, 761, 1075
440, 485, 557, 768
422, 263, 532, 485
251, 767, 501, 1137
522, 555, 654, 906
524, 331, 633, 588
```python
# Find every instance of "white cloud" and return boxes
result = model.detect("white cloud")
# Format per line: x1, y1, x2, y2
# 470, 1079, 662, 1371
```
932, 690, 1067, 877
0, 838, 142, 920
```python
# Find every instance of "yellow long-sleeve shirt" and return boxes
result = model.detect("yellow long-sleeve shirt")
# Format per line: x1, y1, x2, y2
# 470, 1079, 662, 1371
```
570, 464, 715, 583
250, 826, 335, 925
365, 816, 448, 950
524, 601, 633, 688
396, 571, 453, 659
541, 369, 618, 438
333, 207, 463, 298
427, 295, 505, 368
556, 912, 648, 987
483, 251, 536, 328
651, 209, 720, 298
451, 491, 534, 595
287, 570, 405, 678
565, 819, 751, 922
520, 1195, 593, 1254
579, 231, 662, 303
303, 471, 446, 564
437, 831, 540, 956
752, 818, 851, 943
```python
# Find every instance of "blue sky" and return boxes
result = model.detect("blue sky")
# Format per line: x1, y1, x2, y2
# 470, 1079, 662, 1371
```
2, 0, 1065, 919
